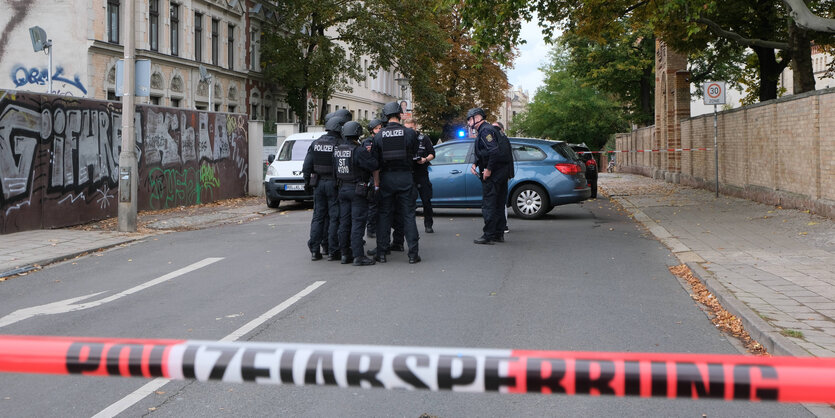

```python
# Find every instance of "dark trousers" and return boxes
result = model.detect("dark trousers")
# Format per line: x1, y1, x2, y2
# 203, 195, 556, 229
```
376, 171, 419, 257
308, 179, 340, 254
481, 166, 509, 240
414, 171, 433, 228
338, 183, 369, 258
366, 194, 378, 235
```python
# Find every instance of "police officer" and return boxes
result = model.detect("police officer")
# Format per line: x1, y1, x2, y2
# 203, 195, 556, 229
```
492, 121, 514, 235
403, 117, 435, 233
303, 116, 345, 260
362, 119, 383, 239
335, 121, 378, 266
369, 102, 421, 263
468, 107, 512, 244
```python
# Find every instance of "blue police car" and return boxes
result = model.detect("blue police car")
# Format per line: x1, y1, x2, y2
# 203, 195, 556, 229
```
425, 137, 591, 219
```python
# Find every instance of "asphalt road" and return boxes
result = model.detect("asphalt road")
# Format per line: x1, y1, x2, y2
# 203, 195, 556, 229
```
0, 198, 810, 417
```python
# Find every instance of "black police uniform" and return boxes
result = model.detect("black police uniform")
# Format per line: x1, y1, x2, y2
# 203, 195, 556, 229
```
364, 136, 405, 248
474, 122, 512, 242
335, 139, 378, 264
494, 128, 514, 235
371, 121, 420, 261
413, 132, 435, 231
303, 131, 341, 258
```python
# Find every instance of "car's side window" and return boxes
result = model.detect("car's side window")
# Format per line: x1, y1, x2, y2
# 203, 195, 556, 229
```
433, 142, 472, 165
512, 145, 546, 161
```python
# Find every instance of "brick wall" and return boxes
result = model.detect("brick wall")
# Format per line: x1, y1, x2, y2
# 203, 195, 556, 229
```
616, 88, 835, 219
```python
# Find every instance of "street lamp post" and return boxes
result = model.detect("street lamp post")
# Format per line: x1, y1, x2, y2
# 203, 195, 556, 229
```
118, 0, 138, 232
28, 26, 52, 94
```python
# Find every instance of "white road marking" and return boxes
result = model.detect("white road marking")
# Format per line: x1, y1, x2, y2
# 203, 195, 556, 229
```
0, 258, 223, 329
92, 280, 327, 418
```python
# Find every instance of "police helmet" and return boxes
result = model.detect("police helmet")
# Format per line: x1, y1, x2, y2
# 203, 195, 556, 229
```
323, 111, 336, 123
367, 118, 383, 131
334, 109, 352, 121
466, 107, 486, 120
382, 101, 402, 118
324, 116, 346, 132
342, 121, 363, 138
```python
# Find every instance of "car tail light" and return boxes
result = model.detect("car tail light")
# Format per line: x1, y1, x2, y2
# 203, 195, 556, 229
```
555, 163, 582, 175
586, 158, 596, 166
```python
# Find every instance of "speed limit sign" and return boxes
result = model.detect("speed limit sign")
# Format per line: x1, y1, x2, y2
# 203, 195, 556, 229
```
703, 81, 726, 105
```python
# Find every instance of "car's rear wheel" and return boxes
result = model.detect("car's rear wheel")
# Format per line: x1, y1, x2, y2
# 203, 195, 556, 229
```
266, 195, 281, 208
511, 184, 550, 219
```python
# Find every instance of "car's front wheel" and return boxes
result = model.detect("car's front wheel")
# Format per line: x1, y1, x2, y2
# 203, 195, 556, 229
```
266, 195, 281, 208
511, 184, 550, 219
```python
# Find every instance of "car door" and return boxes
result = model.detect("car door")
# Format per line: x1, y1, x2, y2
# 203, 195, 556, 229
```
427, 141, 473, 206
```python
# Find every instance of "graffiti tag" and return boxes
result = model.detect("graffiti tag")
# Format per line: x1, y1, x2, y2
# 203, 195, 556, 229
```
11, 66, 88, 95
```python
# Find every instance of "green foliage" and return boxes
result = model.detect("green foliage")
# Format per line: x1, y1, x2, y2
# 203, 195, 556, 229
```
510, 48, 628, 150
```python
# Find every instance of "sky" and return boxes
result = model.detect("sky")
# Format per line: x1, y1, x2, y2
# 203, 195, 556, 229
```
506, 17, 554, 98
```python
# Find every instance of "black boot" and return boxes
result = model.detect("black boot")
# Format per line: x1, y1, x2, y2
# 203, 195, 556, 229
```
352, 256, 376, 266
341, 255, 354, 264
327, 251, 341, 261
311, 251, 323, 261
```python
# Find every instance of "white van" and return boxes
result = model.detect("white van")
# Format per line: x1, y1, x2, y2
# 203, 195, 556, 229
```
263, 131, 326, 208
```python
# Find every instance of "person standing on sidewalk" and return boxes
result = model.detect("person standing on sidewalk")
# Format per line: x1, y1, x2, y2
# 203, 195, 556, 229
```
403, 117, 435, 233
469, 108, 512, 244
363, 119, 383, 239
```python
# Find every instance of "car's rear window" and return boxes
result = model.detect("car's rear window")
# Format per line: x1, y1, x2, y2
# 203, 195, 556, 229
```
512, 145, 546, 161
552, 142, 579, 161
278, 139, 313, 161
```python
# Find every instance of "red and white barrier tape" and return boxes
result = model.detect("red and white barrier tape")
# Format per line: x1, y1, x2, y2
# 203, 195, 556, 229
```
577, 148, 712, 154
2, 335, 835, 403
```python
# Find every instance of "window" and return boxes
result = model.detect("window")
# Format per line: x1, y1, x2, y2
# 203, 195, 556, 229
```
227, 24, 234, 69
150, 96, 161, 105
170, 3, 179, 56
228, 105, 236, 113
107, 90, 117, 101
107, 0, 120, 43
149, 0, 159, 51
512, 145, 546, 161
251, 104, 258, 120
250, 29, 260, 71
214, 104, 220, 111
433, 142, 472, 165
194, 13, 202, 61
265, 105, 272, 123
171, 98, 180, 108
211, 19, 219, 65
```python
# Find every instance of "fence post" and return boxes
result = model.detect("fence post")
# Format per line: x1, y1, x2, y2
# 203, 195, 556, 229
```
248, 120, 264, 197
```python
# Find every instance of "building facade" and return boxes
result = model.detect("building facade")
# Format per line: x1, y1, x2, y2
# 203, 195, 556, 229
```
1, 0, 404, 129
495, 86, 529, 132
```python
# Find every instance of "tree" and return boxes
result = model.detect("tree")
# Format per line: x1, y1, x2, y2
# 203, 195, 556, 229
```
560, 24, 656, 126
407, 2, 511, 139
460, 0, 834, 103
259, 0, 444, 132
510, 48, 628, 150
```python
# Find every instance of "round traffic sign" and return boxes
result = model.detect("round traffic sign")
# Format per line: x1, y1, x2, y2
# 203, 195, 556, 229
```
707, 83, 722, 99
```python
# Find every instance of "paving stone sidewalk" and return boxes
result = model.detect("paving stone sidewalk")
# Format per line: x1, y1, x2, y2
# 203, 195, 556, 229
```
602, 173, 835, 358
0, 196, 272, 278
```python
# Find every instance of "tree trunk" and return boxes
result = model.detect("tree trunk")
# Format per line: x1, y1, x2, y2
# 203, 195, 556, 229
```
753, 46, 783, 102
320, 96, 329, 124
789, 20, 815, 94
299, 87, 308, 133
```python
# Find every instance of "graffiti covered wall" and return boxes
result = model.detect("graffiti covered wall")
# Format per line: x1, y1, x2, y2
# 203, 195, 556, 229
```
0, 90, 249, 234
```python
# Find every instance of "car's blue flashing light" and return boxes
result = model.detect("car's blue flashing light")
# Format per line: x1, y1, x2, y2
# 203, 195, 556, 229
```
457, 129, 466, 138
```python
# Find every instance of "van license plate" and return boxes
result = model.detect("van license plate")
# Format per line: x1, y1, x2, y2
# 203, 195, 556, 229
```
285, 184, 305, 191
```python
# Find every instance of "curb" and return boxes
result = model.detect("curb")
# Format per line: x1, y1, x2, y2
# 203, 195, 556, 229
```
0, 238, 146, 279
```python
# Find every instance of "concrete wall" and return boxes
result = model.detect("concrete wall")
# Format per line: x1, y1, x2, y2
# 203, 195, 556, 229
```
616, 88, 835, 219
0, 90, 249, 234
1, 0, 91, 97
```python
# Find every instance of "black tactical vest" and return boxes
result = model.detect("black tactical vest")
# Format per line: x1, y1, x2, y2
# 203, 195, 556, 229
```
380, 125, 410, 171
334, 143, 357, 181
311, 134, 338, 177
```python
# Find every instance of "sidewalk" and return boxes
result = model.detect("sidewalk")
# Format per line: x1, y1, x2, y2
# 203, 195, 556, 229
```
602, 172, 835, 358
0, 196, 272, 279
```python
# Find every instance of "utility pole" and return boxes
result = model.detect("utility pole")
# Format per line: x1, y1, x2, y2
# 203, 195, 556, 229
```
118, 0, 138, 232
